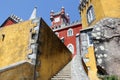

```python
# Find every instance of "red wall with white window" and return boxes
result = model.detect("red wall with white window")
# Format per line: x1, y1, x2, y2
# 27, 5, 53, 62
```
54, 24, 82, 57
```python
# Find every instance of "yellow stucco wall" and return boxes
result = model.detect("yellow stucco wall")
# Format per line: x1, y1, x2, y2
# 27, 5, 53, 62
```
80, 0, 120, 29
36, 19, 72, 80
81, 0, 104, 29
85, 46, 99, 80
101, 0, 120, 18
0, 19, 72, 80
0, 62, 34, 80
0, 20, 36, 68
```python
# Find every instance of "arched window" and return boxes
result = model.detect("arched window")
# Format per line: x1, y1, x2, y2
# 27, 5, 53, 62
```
67, 28, 73, 36
55, 32, 59, 37
87, 5, 95, 24
67, 44, 74, 54
61, 37, 64, 43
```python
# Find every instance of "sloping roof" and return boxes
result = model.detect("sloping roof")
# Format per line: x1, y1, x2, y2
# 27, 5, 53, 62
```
0, 14, 23, 27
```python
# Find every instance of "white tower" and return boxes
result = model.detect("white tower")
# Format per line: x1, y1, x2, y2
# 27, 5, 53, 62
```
29, 7, 37, 20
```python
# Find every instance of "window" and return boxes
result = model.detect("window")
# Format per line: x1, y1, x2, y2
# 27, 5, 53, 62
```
61, 37, 64, 43
67, 28, 73, 36
87, 32, 93, 46
83, 58, 90, 63
2, 34, 5, 41
31, 33, 36, 39
80, 33, 88, 55
81, 30, 93, 47
67, 44, 74, 54
87, 5, 95, 24
55, 32, 59, 37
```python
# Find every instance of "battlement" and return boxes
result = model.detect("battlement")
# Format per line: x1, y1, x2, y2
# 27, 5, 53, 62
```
50, 7, 70, 28
10, 14, 23, 22
51, 20, 81, 31
79, 0, 89, 11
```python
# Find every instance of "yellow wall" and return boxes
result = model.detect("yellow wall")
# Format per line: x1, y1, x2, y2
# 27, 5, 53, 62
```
80, 0, 120, 29
80, 0, 120, 79
85, 46, 99, 80
0, 20, 36, 68
101, 0, 120, 18
0, 62, 34, 80
0, 19, 72, 80
36, 19, 72, 80
80, 0, 104, 28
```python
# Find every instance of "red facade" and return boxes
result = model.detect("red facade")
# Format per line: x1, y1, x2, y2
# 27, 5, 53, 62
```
50, 7, 70, 29
54, 23, 82, 57
0, 14, 23, 28
1, 18, 16, 27
2, 19, 15, 27
50, 7, 82, 57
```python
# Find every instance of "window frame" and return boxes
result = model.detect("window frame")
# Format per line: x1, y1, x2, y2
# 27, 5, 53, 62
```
67, 28, 73, 36
55, 32, 59, 37
87, 32, 93, 46
87, 5, 95, 24
60, 37, 64, 43
67, 44, 74, 54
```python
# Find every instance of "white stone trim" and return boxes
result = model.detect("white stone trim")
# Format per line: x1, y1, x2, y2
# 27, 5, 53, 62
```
55, 32, 59, 37
0, 60, 31, 72
67, 44, 74, 54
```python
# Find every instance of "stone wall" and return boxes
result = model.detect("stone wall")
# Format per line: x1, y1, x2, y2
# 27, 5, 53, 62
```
92, 18, 120, 76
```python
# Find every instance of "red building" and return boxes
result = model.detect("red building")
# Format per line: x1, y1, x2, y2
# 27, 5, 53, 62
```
0, 14, 23, 27
50, 7, 82, 57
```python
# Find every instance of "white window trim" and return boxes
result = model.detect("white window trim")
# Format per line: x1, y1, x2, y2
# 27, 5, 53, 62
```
60, 37, 64, 43
67, 28, 73, 36
60, 37, 64, 40
55, 32, 59, 37
67, 44, 74, 54
87, 32, 93, 46
87, 5, 95, 24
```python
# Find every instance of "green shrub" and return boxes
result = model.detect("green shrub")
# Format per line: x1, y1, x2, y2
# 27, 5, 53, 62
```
103, 75, 119, 80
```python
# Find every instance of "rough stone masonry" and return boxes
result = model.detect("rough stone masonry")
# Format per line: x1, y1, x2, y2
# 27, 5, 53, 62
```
92, 18, 120, 76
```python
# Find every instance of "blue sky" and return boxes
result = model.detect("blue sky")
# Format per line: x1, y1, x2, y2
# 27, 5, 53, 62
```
0, 0, 80, 26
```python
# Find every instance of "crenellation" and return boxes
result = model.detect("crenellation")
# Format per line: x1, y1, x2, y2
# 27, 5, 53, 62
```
10, 14, 23, 23
52, 21, 81, 31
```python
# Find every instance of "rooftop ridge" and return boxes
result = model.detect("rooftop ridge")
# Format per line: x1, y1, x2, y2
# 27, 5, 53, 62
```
10, 14, 23, 22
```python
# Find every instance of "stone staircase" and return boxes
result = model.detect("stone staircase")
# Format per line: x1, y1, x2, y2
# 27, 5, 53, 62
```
51, 54, 89, 80
51, 62, 71, 80
51, 36, 89, 80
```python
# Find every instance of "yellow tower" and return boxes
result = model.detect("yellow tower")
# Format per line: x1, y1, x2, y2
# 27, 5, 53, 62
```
79, 0, 120, 29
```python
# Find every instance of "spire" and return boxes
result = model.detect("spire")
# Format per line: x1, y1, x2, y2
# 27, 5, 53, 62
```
29, 7, 37, 20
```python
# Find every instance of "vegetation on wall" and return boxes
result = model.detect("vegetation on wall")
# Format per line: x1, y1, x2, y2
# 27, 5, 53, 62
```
100, 75, 119, 80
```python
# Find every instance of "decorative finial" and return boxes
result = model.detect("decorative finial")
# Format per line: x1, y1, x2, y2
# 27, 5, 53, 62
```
66, 13, 69, 16
51, 10, 54, 12
61, 6, 64, 9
